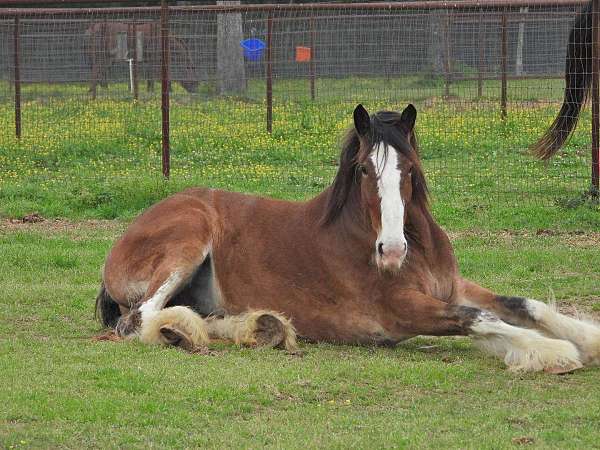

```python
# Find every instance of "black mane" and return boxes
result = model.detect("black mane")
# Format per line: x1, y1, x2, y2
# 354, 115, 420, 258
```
321, 110, 429, 226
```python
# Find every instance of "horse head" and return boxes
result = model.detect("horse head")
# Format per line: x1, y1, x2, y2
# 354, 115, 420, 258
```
324, 104, 428, 273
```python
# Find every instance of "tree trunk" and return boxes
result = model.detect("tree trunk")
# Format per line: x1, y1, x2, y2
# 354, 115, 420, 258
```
217, 1, 246, 95
428, 10, 449, 76
515, 7, 528, 76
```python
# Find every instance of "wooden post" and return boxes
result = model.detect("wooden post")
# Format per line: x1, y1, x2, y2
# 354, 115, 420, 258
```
309, 10, 316, 101
443, 11, 452, 97
592, 0, 600, 190
90, 23, 98, 100
161, 0, 170, 178
102, 21, 109, 92
500, 11, 508, 120
14, 16, 21, 138
131, 23, 139, 100
266, 11, 273, 133
477, 13, 484, 98
148, 22, 158, 93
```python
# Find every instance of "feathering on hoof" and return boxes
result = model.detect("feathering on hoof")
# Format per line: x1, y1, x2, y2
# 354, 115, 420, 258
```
471, 318, 583, 373
524, 299, 600, 367
139, 306, 209, 351
206, 310, 298, 352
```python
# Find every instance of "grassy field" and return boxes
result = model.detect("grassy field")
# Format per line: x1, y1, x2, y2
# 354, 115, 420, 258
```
1, 222, 600, 448
1, 78, 600, 448
0, 77, 598, 228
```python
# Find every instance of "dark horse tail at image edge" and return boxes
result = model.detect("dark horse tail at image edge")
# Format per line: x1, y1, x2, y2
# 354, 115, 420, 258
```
531, 2, 592, 160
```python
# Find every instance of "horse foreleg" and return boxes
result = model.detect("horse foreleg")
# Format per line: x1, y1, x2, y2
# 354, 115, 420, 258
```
139, 305, 209, 351
456, 278, 600, 366
205, 311, 298, 352
115, 266, 209, 351
387, 290, 582, 373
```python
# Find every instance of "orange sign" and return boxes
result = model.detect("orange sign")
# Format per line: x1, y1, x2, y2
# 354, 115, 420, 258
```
295, 46, 311, 62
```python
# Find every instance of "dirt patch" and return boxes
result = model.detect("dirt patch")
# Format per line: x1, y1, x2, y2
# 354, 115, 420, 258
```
447, 229, 600, 248
1, 218, 127, 235
92, 330, 123, 342
21, 213, 45, 223
512, 436, 535, 446
556, 296, 600, 321
535, 229, 600, 248
4, 218, 598, 247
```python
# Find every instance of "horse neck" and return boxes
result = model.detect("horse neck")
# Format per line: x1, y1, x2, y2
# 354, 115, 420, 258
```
307, 185, 374, 247
404, 202, 440, 251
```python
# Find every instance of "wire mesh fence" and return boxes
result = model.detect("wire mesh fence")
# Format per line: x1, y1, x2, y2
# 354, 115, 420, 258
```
0, 0, 597, 220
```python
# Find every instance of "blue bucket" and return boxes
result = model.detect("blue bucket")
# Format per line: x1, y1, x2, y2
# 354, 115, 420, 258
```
241, 38, 266, 61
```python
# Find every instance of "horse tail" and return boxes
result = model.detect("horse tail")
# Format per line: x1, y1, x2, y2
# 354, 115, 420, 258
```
530, 2, 592, 160
95, 282, 121, 328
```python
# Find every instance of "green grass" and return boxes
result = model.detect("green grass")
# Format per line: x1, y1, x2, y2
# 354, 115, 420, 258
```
1, 77, 600, 448
1, 224, 599, 448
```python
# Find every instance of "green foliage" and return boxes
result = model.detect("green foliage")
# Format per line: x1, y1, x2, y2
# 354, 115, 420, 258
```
1, 78, 598, 230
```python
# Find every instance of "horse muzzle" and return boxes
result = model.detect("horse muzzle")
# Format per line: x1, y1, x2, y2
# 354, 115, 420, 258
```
375, 241, 407, 272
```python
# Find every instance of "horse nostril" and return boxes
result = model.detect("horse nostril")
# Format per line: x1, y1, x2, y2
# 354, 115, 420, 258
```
377, 242, 384, 256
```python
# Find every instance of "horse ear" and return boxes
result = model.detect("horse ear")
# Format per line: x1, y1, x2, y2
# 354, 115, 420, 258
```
400, 104, 417, 132
353, 104, 371, 137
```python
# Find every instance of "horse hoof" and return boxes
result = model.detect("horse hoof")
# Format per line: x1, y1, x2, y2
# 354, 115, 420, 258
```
159, 325, 197, 352
543, 362, 583, 375
115, 309, 141, 337
253, 313, 286, 348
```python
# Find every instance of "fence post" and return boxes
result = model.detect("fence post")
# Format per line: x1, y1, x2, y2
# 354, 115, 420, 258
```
443, 11, 452, 97
477, 12, 484, 98
266, 11, 273, 133
14, 16, 21, 139
309, 10, 316, 101
500, 10, 507, 120
593, 0, 600, 191
161, 0, 170, 178
130, 23, 139, 100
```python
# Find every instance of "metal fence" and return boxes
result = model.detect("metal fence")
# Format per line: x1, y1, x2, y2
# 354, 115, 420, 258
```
0, 0, 598, 213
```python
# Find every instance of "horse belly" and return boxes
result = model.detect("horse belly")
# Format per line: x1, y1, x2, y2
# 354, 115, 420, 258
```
169, 254, 224, 316
210, 248, 393, 344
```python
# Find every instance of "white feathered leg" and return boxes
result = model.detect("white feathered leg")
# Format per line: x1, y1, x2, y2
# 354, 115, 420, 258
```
470, 311, 582, 373
206, 310, 298, 351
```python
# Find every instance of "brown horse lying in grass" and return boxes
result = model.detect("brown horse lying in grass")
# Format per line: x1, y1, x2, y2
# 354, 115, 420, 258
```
96, 104, 600, 373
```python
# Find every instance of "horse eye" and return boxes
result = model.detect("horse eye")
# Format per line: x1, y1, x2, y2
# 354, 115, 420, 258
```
359, 165, 368, 176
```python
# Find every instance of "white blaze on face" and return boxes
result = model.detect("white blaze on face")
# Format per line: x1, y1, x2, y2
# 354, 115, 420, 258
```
370, 143, 407, 264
